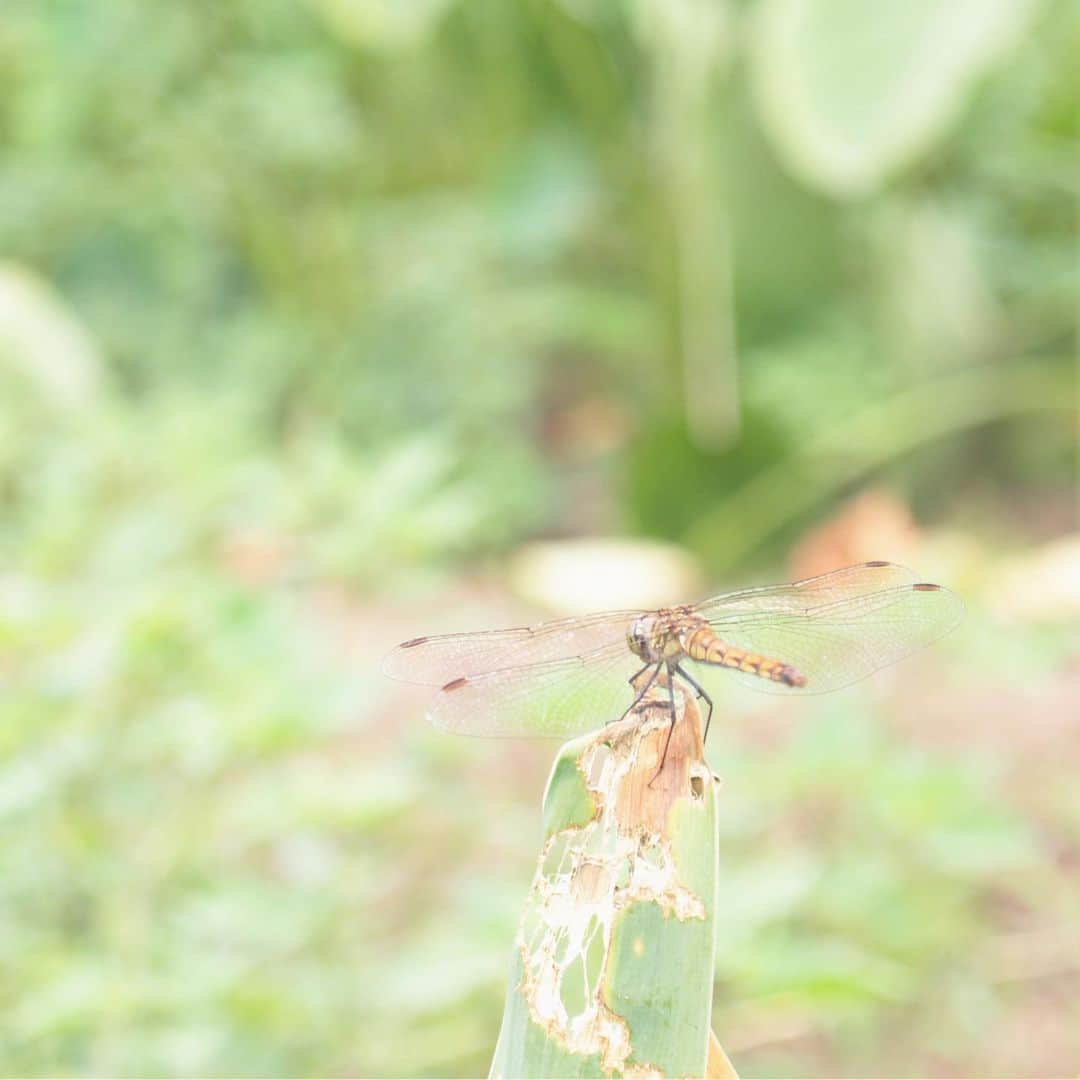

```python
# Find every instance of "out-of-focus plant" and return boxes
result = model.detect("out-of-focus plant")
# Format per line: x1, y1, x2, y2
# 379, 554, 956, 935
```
0, 0, 1075, 1076
749, 0, 1042, 197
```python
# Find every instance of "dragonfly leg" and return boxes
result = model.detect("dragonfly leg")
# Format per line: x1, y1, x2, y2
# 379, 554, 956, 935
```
674, 664, 713, 743
648, 663, 679, 787
612, 662, 661, 726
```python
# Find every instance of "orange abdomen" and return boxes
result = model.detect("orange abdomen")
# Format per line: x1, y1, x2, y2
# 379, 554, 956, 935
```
684, 625, 806, 687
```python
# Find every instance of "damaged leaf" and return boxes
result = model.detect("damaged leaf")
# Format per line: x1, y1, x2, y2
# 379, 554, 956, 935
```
490, 672, 731, 1078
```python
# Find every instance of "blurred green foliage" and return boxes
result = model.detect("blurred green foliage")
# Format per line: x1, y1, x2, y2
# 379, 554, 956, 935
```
0, 1, 1077, 1077
2, 0, 1074, 572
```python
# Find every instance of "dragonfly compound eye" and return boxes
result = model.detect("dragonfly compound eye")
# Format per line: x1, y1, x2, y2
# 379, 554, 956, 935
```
627, 617, 657, 661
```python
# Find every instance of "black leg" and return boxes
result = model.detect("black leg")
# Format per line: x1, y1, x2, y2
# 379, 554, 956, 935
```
674, 664, 713, 743
648, 662, 679, 786
611, 662, 662, 726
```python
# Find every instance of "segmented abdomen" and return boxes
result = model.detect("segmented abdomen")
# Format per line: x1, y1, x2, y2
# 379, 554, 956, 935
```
684, 625, 806, 687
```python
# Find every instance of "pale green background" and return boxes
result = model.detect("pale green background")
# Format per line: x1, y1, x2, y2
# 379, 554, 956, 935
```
0, 2, 1076, 1076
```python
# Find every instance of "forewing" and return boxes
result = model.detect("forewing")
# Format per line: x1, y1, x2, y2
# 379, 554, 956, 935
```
426, 643, 644, 738
701, 579, 964, 695
693, 561, 921, 620
382, 610, 637, 686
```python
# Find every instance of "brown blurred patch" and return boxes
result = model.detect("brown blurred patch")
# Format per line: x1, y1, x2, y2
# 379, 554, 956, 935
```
220, 528, 294, 585
543, 394, 630, 459
789, 488, 921, 579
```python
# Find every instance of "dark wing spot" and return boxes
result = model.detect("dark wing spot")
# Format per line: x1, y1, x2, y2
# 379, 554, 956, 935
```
442, 677, 468, 691
864, 560, 890, 567
400, 636, 428, 648
912, 582, 940, 592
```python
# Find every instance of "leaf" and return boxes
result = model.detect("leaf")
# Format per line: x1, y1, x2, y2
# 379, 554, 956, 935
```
312, 0, 455, 51
749, 0, 1041, 197
0, 261, 104, 407
490, 672, 726, 1077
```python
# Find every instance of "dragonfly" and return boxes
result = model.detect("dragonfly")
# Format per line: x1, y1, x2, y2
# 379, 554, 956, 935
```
383, 561, 963, 769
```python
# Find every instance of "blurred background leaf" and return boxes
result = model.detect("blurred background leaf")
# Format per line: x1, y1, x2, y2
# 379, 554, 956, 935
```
750, 0, 1043, 197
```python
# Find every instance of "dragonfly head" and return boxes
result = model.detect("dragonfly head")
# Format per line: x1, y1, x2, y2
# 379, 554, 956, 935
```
627, 615, 660, 662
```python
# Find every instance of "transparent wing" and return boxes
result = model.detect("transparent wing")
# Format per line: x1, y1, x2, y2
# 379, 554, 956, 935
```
425, 643, 645, 738
693, 561, 922, 620
382, 609, 638, 686
697, 577, 964, 696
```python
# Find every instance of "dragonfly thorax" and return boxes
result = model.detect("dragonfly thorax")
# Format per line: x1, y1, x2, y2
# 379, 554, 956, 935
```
626, 611, 691, 664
